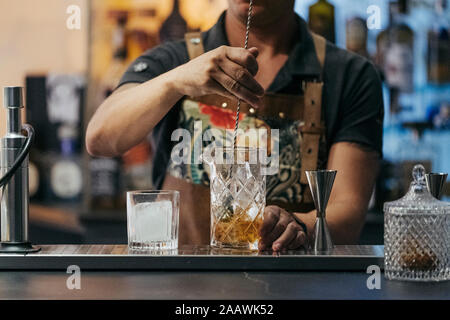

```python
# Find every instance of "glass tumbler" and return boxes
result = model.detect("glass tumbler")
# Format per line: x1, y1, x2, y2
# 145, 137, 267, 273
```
204, 147, 266, 250
127, 190, 179, 250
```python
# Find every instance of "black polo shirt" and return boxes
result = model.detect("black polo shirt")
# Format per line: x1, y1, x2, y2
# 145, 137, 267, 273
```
118, 12, 384, 189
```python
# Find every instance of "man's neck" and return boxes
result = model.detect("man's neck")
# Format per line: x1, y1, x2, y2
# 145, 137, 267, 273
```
225, 10, 297, 56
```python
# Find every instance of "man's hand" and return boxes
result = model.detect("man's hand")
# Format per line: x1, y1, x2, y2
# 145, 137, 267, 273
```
174, 45, 264, 108
259, 205, 307, 252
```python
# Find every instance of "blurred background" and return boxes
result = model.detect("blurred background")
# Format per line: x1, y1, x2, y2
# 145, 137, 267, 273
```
0, 0, 448, 245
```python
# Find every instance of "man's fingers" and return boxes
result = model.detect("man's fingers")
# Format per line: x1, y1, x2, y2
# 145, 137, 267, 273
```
258, 205, 308, 252
258, 241, 268, 251
219, 59, 264, 96
258, 206, 281, 251
272, 222, 298, 251
259, 206, 280, 237
209, 78, 238, 101
262, 212, 292, 245
287, 230, 307, 250
211, 70, 262, 108
261, 207, 292, 244
224, 46, 259, 76
265, 221, 287, 244
248, 47, 259, 59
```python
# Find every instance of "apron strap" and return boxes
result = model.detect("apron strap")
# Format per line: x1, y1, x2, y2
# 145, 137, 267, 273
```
300, 32, 327, 184
185, 32, 205, 60
300, 82, 324, 184
311, 32, 326, 69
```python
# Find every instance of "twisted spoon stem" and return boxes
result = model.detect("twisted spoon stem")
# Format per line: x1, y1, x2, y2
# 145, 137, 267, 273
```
233, 0, 253, 149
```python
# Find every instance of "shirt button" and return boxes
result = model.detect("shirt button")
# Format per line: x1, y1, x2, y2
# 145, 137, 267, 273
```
249, 107, 255, 114
221, 102, 228, 108
133, 62, 148, 72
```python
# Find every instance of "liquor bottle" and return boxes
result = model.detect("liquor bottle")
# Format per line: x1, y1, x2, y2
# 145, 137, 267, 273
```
383, 0, 414, 92
101, 13, 129, 96
308, 0, 335, 44
428, 0, 450, 84
346, 17, 369, 59
49, 125, 83, 202
159, 0, 188, 43
89, 156, 123, 211
375, 29, 388, 82
89, 13, 128, 212
122, 140, 153, 191
181, 0, 228, 30
127, 8, 159, 61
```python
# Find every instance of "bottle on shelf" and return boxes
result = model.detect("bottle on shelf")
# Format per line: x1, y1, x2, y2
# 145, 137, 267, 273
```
122, 140, 153, 191
375, 29, 388, 82
101, 12, 129, 96
383, 0, 414, 93
308, 0, 336, 44
49, 125, 83, 202
89, 156, 123, 211
181, 0, 227, 31
159, 0, 188, 43
127, 7, 159, 61
427, 0, 450, 84
346, 16, 370, 59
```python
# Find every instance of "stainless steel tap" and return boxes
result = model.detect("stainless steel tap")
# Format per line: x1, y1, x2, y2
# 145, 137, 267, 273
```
0, 87, 39, 253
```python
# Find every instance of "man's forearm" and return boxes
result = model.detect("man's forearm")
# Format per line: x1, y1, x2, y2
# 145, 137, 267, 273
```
86, 45, 265, 157
294, 201, 366, 245
86, 69, 184, 157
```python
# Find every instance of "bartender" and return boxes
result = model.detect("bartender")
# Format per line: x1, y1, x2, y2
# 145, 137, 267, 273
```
86, 0, 383, 251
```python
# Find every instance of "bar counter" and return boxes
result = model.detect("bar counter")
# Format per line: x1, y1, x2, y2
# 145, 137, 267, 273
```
0, 245, 449, 300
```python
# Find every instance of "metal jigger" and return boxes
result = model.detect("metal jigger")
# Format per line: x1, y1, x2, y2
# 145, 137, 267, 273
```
306, 170, 337, 253
425, 173, 448, 200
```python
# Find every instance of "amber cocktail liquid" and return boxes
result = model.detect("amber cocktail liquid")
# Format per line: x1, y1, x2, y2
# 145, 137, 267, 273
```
206, 147, 266, 250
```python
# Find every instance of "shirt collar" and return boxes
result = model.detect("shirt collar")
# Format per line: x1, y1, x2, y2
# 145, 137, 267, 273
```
287, 15, 322, 78
204, 11, 322, 77
203, 11, 230, 52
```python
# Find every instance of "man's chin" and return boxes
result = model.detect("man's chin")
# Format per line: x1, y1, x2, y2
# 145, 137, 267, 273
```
230, 0, 293, 26
236, 3, 265, 21
236, 2, 250, 15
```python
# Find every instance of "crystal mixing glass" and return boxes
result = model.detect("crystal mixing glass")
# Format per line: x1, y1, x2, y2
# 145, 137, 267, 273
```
205, 147, 265, 250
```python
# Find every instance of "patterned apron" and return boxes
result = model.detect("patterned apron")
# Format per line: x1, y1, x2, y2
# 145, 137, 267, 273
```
162, 32, 328, 245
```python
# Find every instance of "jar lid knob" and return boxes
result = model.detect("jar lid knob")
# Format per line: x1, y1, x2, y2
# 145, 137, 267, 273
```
412, 164, 425, 183
412, 164, 427, 192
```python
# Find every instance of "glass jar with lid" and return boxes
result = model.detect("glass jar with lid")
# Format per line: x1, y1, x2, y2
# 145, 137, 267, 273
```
384, 164, 450, 281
